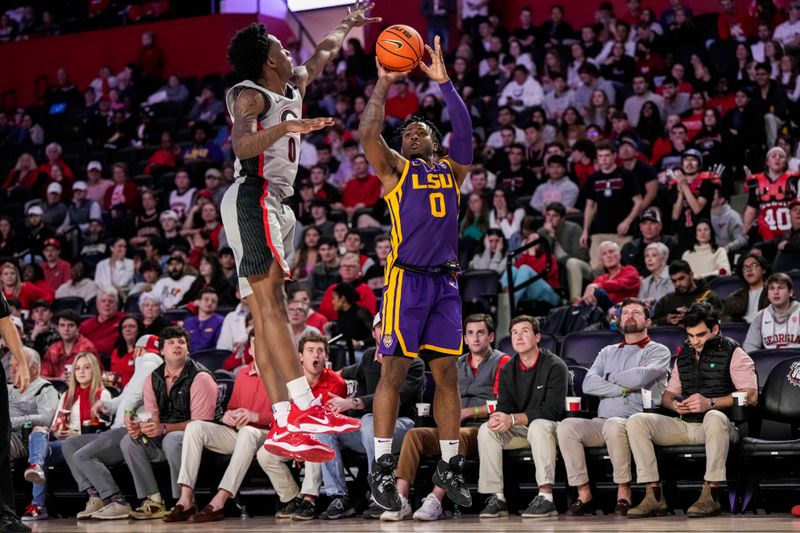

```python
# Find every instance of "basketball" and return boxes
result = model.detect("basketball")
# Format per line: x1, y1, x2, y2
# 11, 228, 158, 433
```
376, 24, 424, 72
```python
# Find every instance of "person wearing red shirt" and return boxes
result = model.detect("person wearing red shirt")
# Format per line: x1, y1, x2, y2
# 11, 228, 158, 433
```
1, 262, 53, 311
319, 253, 377, 321
110, 316, 143, 388
79, 287, 126, 355
289, 287, 329, 332
40, 238, 71, 293
37, 142, 75, 180
144, 132, 180, 175
681, 91, 707, 140
385, 79, 419, 122
342, 154, 382, 219
717, 0, 756, 41
580, 240, 641, 311
42, 310, 100, 379
103, 163, 138, 212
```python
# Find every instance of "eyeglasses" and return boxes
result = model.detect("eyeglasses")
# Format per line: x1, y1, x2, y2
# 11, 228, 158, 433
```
340, 264, 358, 270
742, 263, 762, 271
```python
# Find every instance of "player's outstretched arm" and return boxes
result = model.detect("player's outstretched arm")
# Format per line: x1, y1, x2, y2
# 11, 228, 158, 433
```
293, 0, 381, 96
421, 35, 473, 186
359, 59, 407, 190
231, 88, 333, 160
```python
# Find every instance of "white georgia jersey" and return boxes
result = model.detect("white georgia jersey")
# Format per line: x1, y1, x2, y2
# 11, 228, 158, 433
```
225, 79, 302, 199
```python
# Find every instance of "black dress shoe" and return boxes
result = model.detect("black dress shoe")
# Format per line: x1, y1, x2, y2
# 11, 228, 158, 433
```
0, 514, 32, 532
565, 499, 593, 516
615, 499, 631, 516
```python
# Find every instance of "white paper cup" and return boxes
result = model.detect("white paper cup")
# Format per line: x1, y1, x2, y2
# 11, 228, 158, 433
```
137, 411, 152, 422
486, 399, 498, 414
566, 396, 581, 412
416, 403, 431, 416
325, 361, 333, 370
732, 391, 748, 406
642, 389, 653, 409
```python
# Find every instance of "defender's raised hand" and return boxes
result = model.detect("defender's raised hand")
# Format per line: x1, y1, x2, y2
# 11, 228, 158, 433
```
344, 0, 382, 27
420, 35, 450, 83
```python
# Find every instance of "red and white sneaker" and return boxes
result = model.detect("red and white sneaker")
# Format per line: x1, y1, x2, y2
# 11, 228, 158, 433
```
263, 425, 336, 463
287, 397, 361, 435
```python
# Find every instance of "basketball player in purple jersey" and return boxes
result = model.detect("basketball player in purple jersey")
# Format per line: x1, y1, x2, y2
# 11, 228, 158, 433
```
360, 36, 474, 511
221, 2, 380, 462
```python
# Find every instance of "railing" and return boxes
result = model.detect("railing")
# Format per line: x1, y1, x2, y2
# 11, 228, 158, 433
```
505, 236, 552, 319
281, 0, 318, 52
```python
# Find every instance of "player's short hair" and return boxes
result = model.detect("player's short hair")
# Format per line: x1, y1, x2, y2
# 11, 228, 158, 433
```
228, 23, 272, 81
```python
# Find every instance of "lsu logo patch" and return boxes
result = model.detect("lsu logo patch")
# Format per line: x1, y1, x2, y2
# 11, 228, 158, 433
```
788, 361, 800, 388
382, 335, 394, 349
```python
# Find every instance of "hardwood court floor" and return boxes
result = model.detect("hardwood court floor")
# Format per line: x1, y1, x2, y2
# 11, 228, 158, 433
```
24, 514, 800, 532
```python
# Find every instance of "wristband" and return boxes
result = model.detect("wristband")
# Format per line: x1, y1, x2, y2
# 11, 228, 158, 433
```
510, 413, 516, 427
474, 406, 480, 419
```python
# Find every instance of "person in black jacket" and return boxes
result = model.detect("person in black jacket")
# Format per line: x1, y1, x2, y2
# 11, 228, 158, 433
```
177, 254, 236, 308
477, 315, 569, 519
317, 313, 424, 520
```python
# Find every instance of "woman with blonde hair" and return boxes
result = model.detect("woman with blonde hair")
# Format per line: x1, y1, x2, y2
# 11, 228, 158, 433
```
23, 352, 111, 521
0, 262, 52, 310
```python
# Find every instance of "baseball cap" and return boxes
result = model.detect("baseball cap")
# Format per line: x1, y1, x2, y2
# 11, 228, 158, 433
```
73, 180, 88, 191
205, 168, 222, 180
30, 300, 51, 311
47, 182, 63, 195
27, 205, 44, 216
43, 238, 61, 250
87, 161, 102, 172
160, 209, 179, 221
619, 137, 639, 150
135, 334, 161, 355
682, 148, 704, 167
640, 207, 662, 223
196, 189, 213, 200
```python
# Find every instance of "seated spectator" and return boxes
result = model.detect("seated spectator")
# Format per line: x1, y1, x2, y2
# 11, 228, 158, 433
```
181, 196, 223, 251
42, 310, 99, 379
26, 300, 59, 359
501, 233, 561, 307
721, 254, 770, 323
1, 262, 53, 311
79, 287, 126, 355
168, 170, 196, 221
529, 156, 579, 214
110, 316, 145, 388
468, 229, 507, 276
494, 143, 536, 196
342, 155, 382, 220
7, 347, 59, 471
385, 80, 419, 122
621, 208, 678, 276
385, 314, 510, 521
557, 298, 670, 517
489, 188, 526, 249
129, 189, 162, 248
222, 324, 254, 374
769, 199, 800, 273
4, 153, 44, 191
639, 243, 673, 304
165, 356, 272, 523
477, 315, 568, 518
626, 303, 757, 518
289, 287, 329, 332
364, 234, 391, 290
22, 205, 56, 265
57, 181, 102, 250
181, 122, 224, 170
499, 65, 544, 113
37, 142, 74, 181
103, 163, 138, 220
177, 254, 235, 308
55, 260, 98, 304
580, 241, 641, 312
202, 167, 228, 207
39, 238, 70, 293
149, 256, 196, 310
94, 238, 135, 296
149, 74, 190, 106
23, 352, 110, 521
710, 190, 747, 254
0, 215, 22, 258
288, 299, 321, 347
216, 297, 249, 352
652, 260, 723, 326
319, 253, 376, 321
317, 313, 423, 520
253, 333, 348, 520
84, 161, 113, 205
183, 288, 224, 352
60, 335, 161, 520
130, 259, 162, 297
186, 86, 225, 129
291, 227, 321, 282
681, 220, 731, 278
743, 272, 800, 351
219, 247, 238, 288
331, 283, 374, 350
144, 131, 180, 176
43, 182, 68, 231
114, 327, 219, 519
535, 202, 591, 302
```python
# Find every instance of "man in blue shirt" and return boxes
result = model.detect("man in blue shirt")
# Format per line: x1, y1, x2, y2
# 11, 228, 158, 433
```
184, 288, 224, 352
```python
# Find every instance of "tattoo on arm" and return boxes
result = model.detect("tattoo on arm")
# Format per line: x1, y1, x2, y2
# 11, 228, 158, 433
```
231, 89, 286, 161
359, 83, 400, 179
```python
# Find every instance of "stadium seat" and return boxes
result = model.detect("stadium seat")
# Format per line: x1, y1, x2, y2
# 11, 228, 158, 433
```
216, 378, 235, 411
124, 292, 141, 314
51, 296, 85, 315
648, 326, 686, 356
560, 330, 621, 367
460, 269, 499, 316
163, 308, 191, 324
214, 369, 234, 380
789, 269, 800, 291
709, 275, 746, 300
540, 333, 558, 354
497, 336, 513, 355
356, 226, 384, 251
191, 349, 229, 372
748, 349, 800, 392
721, 322, 750, 346
50, 380, 68, 395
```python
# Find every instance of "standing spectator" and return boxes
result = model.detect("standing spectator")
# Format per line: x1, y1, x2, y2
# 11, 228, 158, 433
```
42, 310, 99, 379
743, 273, 800, 351
721, 254, 769, 323
94, 238, 135, 296
39, 238, 71, 293
342, 155, 382, 219
580, 142, 643, 270
79, 287, 126, 355
743, 147, 799, 243
55, 261, 98, 305
135, 31, 165, 94
670, 149, 720, 251
183, 288, 224, 352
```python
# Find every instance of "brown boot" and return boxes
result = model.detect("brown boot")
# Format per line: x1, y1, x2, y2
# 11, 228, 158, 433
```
627, 484, 667, 519
687, 483, 721, 518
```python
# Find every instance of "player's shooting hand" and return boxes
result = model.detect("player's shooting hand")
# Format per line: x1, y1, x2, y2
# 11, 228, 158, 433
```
343, 0, 381, 27
375, 57, 408, 84
420, 35, 449, 83
285, 118, 334, 134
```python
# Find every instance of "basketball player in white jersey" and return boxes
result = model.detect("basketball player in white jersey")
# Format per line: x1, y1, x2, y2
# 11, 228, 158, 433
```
221, 2, 380, 461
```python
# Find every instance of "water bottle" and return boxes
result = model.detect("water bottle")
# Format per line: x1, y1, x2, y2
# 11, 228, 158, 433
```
239, 503, 248, 520
453, 503, 462, 518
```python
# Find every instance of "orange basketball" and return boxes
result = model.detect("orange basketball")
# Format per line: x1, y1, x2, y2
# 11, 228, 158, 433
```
376, 24, 424, 72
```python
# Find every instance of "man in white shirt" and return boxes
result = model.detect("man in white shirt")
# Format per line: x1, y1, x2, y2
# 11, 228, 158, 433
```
743, 273, 800, 351
216, 299, 249, 352
624, 76, 664, 127
486, 106, 525, 149
774, 2, 800, 49
149, 257, 196, 311
499, 66, 544, 113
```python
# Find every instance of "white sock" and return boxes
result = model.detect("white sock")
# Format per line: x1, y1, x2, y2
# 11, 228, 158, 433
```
272, 401, 291, 428
147, 493, 163, 504
495, 493, 506, 502
287, 376, 314, 410
439, 439, 459, 463
540, 492, 553, 502
374, 438, 393, 459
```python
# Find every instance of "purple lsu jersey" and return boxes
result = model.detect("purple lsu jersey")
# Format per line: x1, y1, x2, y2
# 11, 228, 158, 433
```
385, 158, 460, 271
